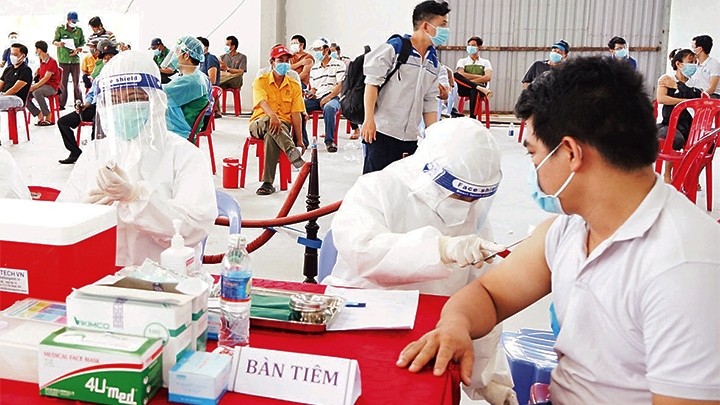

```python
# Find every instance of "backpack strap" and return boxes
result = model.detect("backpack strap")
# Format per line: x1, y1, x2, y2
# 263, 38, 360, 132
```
380, 34, 413, 90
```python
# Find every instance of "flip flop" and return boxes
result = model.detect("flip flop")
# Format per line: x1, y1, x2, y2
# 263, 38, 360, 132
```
36, 120, 54, 127
256, 183, 276, 196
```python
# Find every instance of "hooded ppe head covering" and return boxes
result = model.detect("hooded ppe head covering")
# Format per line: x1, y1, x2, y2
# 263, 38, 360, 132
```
160, 35, 205, 69
404, 118, 502, 227
94, 50, 169, 173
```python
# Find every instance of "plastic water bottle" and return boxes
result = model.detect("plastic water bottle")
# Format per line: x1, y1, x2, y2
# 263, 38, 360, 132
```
219, 234, 252, 348
508, 122, 515, 137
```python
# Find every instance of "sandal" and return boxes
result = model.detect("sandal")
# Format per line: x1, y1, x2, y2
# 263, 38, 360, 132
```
256, 182, 276, 196
36, 120, 53, 127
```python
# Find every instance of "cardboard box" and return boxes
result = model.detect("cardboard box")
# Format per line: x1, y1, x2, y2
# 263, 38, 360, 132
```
169, 351, 231, 405
0, 200, 117, 310
39, 327, 162, 405
65, 275, 208, 385
192, 288, 210, 352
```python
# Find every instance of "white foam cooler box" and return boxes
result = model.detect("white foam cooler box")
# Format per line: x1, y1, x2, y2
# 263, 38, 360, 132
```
0, 199, 117, 310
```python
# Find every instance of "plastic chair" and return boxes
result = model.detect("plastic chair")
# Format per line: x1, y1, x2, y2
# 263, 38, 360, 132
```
75, 121, 94, 146
671, 128, 720, 207
222, 87, 242, 116
193, 86, 223, 175
529, 383, 551, 404
201, 189, 242, 255
501, 329, 558, 405
656, 98, 720, 210
28, 186, 61, 201
240, 137, 292, 191
310, 110, 341, 144
44, 67, 64, 125
455, 80, 491, 129
5, 92, 30, 145
187, 103, 211, 145
317, 229, 338, 283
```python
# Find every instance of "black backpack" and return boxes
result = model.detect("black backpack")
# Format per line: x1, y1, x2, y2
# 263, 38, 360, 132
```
340, 35, 413, 125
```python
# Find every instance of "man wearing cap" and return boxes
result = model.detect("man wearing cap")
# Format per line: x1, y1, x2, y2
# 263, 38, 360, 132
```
162, 36, 210, 139
303, 37, 345, 153
55, 40, 117, 164
53, 11, 86, 109
249, 44, 306, 196
521, 39, 569, 88
150, 38, 174, 84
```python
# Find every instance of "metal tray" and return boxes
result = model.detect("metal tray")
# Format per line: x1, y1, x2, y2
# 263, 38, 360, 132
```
208, 287, 345, 334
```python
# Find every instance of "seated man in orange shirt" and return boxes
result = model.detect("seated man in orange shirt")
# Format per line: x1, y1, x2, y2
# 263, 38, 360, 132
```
249, 44, 306, 196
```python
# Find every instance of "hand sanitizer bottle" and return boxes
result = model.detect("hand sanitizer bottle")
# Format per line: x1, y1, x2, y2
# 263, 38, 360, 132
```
160, 219, 196, 276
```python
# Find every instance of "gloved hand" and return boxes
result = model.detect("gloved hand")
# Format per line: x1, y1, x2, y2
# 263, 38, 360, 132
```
440, 235, 506, 268
96, 165, 139, 202
85, 188, 114, 205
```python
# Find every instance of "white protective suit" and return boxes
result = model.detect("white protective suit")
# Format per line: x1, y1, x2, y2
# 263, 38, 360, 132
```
324, 118, 518, 405
58, 51, 218, 267
0, 147, 31, 199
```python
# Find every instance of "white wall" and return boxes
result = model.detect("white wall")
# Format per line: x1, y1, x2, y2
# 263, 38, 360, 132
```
285, 0, 419, 60
667, 0, 720, 72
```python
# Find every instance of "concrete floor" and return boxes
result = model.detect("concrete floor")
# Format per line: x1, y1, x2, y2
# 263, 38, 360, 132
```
3, 106, 718, 403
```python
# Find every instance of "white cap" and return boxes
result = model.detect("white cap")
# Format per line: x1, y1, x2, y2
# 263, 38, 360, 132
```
311, 37, 329, 49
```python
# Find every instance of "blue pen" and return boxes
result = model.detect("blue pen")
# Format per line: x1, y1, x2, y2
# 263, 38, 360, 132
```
345, 302, 366, 308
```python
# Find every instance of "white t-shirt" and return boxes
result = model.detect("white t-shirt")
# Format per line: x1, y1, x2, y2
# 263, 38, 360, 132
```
546, 177, 720, 403
456, 56, 492, 75
686, 56, 720, 95
309, 58, 346, 99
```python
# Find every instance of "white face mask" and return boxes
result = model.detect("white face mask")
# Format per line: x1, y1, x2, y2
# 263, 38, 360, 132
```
289, 43, 300, 53
435, 197, 472, 227
9, 55, 22, 66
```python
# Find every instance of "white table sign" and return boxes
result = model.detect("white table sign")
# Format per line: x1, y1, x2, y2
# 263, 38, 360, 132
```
229, 346, 361, 405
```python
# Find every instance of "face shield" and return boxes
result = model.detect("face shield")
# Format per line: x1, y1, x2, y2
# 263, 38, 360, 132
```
94, 51, 169, 173
160, 36, 205, 71
408, 118, 502, 228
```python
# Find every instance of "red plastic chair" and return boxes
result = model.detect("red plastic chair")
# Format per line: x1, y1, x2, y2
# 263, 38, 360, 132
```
240, 137, 292, 191
310, 110, 340, 144
455, 80, 491, 129
221, 87, 241, 116
45, 67, 64, 124
75, 121, 94, 146
529, 383, 550, 404
28, 186, 61, 201
671, 128, 720, 208
193, 86, 223, 175
5, 92, 30, 145
656, 98, 720, 210
518, 119, 526, 143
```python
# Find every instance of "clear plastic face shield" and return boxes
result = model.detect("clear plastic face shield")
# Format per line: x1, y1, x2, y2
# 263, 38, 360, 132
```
94, 69, 168, 173
160, 37, 203, 71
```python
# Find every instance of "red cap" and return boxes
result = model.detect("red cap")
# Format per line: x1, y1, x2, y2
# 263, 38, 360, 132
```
270, 44, 292, 59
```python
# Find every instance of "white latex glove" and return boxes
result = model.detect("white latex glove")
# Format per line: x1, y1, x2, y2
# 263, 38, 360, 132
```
85, 188, 114, 205
440, 235, 506, 268
96, 165, 139, 202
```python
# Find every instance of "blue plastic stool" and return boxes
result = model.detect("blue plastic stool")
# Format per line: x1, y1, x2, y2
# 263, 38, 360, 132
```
501, 329, 557, 405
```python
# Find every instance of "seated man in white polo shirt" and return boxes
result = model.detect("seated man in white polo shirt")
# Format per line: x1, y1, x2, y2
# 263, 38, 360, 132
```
397, 56, 720, 404
687, 34, 720, 98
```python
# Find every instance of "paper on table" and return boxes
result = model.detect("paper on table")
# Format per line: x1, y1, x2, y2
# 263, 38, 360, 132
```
324, 286, 419, 331
60, 39, 75, 49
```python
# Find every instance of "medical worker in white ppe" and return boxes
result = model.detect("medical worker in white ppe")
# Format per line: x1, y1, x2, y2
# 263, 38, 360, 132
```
324, 118, 517, 405
0, 147, 31, 199
58, 51, 217, 267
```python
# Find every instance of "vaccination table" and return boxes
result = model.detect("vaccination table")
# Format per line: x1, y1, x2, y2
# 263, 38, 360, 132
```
0, 279, 461, 405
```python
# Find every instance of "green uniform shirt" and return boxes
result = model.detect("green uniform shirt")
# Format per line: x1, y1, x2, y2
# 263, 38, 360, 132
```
154, 47, 169, 67
90, 60, 104, 78
54, 24, 85, 64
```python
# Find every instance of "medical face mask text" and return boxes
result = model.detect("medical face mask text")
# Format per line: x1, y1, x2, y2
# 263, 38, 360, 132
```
528, 143, 575, 215
549, 51, 562, 63
682, 63, 698, 78
104, 101, 151, 141
274, 62, 291, 76
427, 23, 450, 47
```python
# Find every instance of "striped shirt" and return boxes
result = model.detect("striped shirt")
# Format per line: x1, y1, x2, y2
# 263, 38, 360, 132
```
309, 58, 346, 99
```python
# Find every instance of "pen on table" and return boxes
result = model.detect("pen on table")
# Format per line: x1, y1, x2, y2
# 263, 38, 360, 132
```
345, 302, 366, 308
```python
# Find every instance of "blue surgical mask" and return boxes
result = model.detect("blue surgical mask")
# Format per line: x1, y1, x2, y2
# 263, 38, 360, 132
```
427, 23, 450, 47
312, 51, 324, 61
330, 51, 338, 59
466, 45, 478, 55
682, 63, 698, 78
224, 46, 230, 54
153, 49, 161, 57
528, 144, 575, 214
548, 51, 562, 63
274, 62, 291, 76
614, 48, 628, 58
108, 101, 150, 141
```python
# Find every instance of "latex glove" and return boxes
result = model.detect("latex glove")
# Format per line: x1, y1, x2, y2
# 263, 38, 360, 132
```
440, 235, 505, 268
85, 188, 115, 205
96, 165, 139, 202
